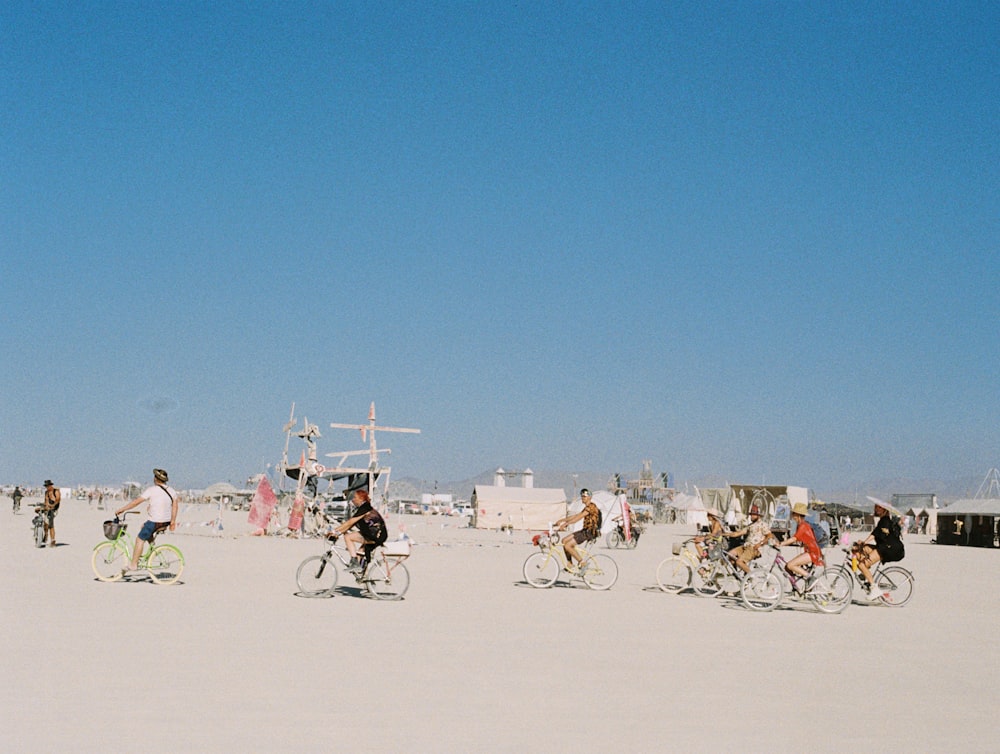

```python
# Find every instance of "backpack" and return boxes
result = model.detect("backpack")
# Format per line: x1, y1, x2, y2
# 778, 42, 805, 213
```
881, 515, 905, 562
804, 512, 831, 548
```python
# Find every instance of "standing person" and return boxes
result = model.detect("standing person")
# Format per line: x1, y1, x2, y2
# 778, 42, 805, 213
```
776, 502, 823, 593
11, 485, 23, 513
852, 503, 905, 596
726, 504, 773, 574
553, 489, 602, 571
41, 480, 61, 546
329, 489, 388, 573
115, 469, 178, 574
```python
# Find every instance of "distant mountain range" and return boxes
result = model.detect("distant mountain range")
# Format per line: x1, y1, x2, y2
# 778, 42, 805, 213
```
391, 468, 995, 506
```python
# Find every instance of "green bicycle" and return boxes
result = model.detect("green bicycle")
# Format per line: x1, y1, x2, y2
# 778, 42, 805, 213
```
91, 512, 184, 585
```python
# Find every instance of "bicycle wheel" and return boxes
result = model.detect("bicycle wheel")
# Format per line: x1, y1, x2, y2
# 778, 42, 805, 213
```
147, 544, 184, 585
741, 569, 782, 611
693, 560, 724, 597
92, 541, 127, 582
874, 566, 914, 607
34, 520, 46, 548
656, 557, 691, 593
365, 555, 410, 600
523, 551, 559, 588
296, 554, 338, 595
581, 554, 618, 590
626, 531, 640, 549
606, 530, 622, 549
811, 568, 852, 614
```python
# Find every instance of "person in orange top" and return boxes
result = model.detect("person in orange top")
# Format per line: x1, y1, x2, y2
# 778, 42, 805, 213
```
776, 502, 823, 593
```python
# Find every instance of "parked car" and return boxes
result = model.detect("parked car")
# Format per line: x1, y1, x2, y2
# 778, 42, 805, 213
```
321, 495, 350, 522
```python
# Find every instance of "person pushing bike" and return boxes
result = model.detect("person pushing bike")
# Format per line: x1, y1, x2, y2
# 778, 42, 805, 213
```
41, 480, 60, 547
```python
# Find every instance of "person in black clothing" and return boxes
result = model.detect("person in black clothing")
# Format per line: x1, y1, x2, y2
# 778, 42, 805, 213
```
329, 489, 387, 573
11, 486, 23, 513
852, 503, 905, 595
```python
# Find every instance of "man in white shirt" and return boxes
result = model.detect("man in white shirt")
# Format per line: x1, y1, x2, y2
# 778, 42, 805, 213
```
115, 468, 178, 573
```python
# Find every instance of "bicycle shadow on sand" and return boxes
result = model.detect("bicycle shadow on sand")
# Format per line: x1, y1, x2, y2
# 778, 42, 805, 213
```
513, 579, 596, 591
294, 585, 403, 600
94, 574, 187, 587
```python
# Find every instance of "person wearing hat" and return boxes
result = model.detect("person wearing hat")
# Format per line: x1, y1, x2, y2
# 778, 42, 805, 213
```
115, 469, 178, 574
851, 502, 905, 597
693, 507, 725, 561
41, 480, 61, 547
775, 502, 823, 593
553, 489, 602, 571
725, 504, 774, 574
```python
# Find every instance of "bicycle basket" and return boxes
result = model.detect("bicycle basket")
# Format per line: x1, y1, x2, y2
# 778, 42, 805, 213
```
103, 520, 126, 540
672, 542, 683, 556
383, 539, 411, 557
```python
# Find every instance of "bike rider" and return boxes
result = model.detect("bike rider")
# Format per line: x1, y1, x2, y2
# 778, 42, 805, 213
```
114, 468, 178, 574
693, 507, 725, 561
775, 502, 823, 594
11, 485, 23, 513
553, 489, 601, 571
726, 504, 773, 574
852, 502, 905, 597
328, 488, 387, 574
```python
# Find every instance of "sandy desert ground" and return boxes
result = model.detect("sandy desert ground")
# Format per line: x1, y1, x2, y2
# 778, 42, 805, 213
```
2, 497, 997, 752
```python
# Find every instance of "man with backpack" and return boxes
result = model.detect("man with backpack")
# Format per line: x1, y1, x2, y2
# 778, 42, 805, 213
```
553, 489, 602, 572
853, 502, 905, 598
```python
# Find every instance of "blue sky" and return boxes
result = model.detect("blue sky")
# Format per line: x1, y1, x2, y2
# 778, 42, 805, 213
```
2, 1, 997, 493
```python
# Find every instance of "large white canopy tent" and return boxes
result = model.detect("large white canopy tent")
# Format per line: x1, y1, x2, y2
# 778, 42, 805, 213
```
471, 485, 567, 531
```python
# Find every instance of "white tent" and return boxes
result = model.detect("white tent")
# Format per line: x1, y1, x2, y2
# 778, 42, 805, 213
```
471, 485, 566, 531
670, 492, 708, 527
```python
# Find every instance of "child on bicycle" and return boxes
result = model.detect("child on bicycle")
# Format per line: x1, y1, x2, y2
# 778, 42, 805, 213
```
329, 488, 387, 573
776, 502, 823, 593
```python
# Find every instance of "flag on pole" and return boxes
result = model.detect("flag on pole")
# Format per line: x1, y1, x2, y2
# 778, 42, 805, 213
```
248, 475, 278, 529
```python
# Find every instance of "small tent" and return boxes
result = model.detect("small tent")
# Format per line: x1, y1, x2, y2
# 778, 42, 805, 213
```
471, 485, 566, 531
935, 498, 1000, 547
670, 492, 708, 527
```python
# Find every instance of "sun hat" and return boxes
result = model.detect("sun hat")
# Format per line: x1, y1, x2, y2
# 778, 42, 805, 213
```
153, 468, 169, 483
706, 507, 722, 519
749, 504, 761, 516
791, 502, 808, 516
44, 479, 53, 487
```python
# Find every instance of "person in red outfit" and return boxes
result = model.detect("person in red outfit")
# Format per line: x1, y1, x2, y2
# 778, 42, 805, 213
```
776, 502, 823, 593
